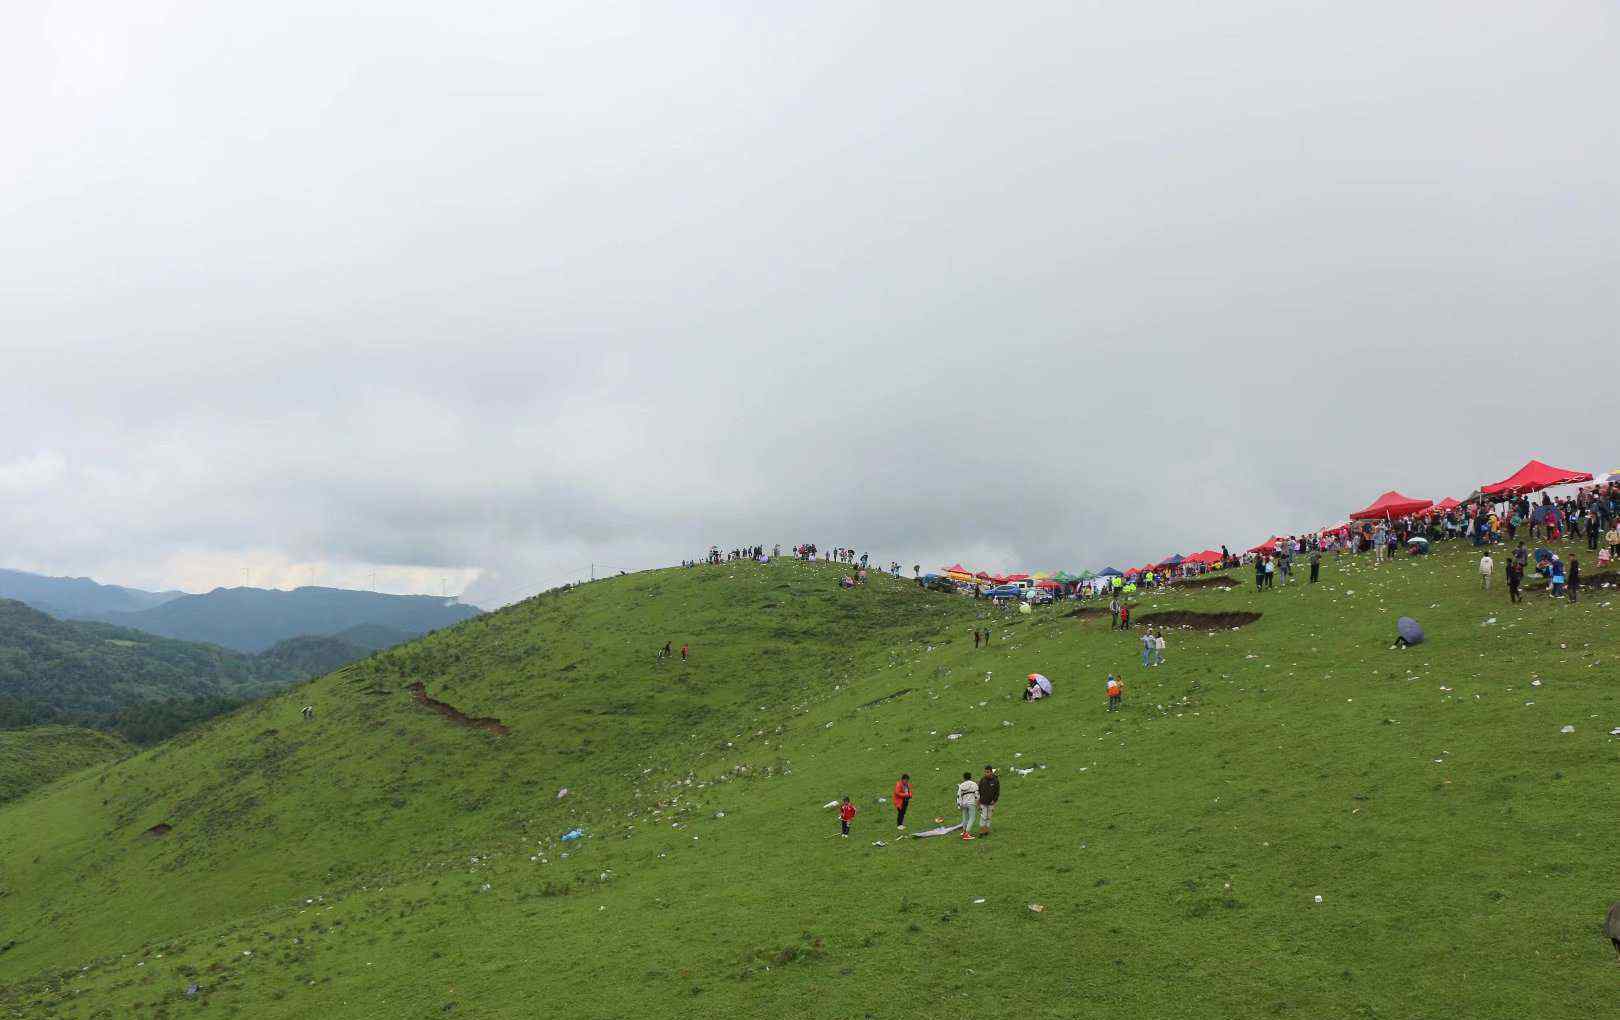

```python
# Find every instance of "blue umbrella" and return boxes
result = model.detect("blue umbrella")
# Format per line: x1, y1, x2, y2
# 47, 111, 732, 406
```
1396, 617, 1424, 646
1406, 536, 1430, 554
1533, 547, 1552, 563
1096, 567, 1123, 578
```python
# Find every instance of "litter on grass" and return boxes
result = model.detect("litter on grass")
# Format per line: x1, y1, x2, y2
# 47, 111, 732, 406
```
912, 823, 965, 838
1560, 725, 1575, 734
561, 829, 584, 841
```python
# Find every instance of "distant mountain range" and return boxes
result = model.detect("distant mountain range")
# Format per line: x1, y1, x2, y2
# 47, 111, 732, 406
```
0, 568, 184, 619
0, 568, 481, 653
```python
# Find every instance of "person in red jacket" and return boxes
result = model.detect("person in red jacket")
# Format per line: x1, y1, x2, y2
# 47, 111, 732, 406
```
839, 796, 857, 837
893, 774, 913, 830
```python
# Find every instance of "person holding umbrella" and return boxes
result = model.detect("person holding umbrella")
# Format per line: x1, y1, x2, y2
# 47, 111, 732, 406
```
1024, 673, 1053, 701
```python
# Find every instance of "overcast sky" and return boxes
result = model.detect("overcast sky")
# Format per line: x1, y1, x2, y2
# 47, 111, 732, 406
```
3, 2, 1616, 606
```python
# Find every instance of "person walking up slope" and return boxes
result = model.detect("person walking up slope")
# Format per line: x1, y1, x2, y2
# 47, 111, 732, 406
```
1479, 552, 1494, 590
977, 764, 1000, 836
956, 773, 979, 841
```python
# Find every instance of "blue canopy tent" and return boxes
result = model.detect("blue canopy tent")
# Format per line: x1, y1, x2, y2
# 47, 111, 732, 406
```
1096, 567, 1123, 578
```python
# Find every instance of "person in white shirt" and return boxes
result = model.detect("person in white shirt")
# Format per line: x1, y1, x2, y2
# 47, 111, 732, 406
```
956, 773, 979, 841
1154, 634, 1166, 666
1479, 553, 1494, 590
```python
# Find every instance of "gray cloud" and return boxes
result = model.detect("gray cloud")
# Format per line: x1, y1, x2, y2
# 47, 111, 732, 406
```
3, 1, 1616, 604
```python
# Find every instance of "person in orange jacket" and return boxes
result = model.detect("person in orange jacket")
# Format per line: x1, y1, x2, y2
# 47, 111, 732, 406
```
839, 796, 856, 837
1106, 674, 1123, 712
893, 773, 913, 830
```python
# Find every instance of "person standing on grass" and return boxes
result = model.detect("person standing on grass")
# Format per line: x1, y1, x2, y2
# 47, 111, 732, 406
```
983, 627, 992, 646
1155, 632, 1166, 666
1141, 629, 1155, 667
974, 629, 981, 649
839, 796, 856, 838
680, 643, 688, 662
1254, 556, 1264, 592
1106, 674, 1123, 711
1569, 558, 1581, 604
956, 772, 980, 841
1479, 552, 1494, 590
1309, 550, 1321, 583
977, 765, 1000, 836
1119, 604, 1131, 630
893, 774, 913, 830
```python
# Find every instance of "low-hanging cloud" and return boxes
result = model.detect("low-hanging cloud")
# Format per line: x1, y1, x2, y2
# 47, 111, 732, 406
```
3, 1, 1616, 606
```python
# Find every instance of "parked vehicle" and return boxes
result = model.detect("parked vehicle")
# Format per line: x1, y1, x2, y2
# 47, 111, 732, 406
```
984, 584, 1024, 600
1022, 588, 1054, 605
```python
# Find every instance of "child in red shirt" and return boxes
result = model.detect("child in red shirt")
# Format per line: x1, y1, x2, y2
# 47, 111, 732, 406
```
839, 796, 856, 837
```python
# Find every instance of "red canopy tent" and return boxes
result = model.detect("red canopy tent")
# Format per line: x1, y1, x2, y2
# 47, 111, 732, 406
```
943, 564, 969, 574
1248, 536, 1281, 554
1004, 573, 1031, 582
1348, 491, 1433, 521
973, 571, 993, 581
1034, 578, 1062, 590
1480, 460, 1593, 498
1184, 550, 1223, 565
1421, 497, 1461, 517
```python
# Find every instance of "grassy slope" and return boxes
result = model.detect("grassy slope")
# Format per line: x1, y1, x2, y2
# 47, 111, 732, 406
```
0, 726, 130, 805
1, 544, 1617, 1018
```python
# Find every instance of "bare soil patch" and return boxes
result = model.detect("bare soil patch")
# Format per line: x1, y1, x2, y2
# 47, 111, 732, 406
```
1064, 608, 1112, 620
1136, 611, 1261, 631
858, 688, 913, 710
1176, 574, 1240, 590
407, 681, 510, 736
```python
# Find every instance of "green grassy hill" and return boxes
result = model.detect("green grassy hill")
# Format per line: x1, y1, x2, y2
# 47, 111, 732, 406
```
0, 726, 130, 805
1, 545, 1617, 1018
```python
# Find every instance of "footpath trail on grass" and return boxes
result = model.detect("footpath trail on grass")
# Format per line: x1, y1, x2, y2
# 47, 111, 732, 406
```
2, 546, 1618, 1019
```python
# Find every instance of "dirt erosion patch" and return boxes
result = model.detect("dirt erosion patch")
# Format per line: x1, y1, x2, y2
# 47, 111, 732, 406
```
1136, 611, 1261, 631
1176, 574, 1241, 590
1065, 607, 1112, 620
142, 823, 172, 838
407, 682, 510, 736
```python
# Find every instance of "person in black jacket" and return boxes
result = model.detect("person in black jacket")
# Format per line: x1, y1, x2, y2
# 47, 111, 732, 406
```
976, 765, 1001, 836
1569, 558, 1581, 604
